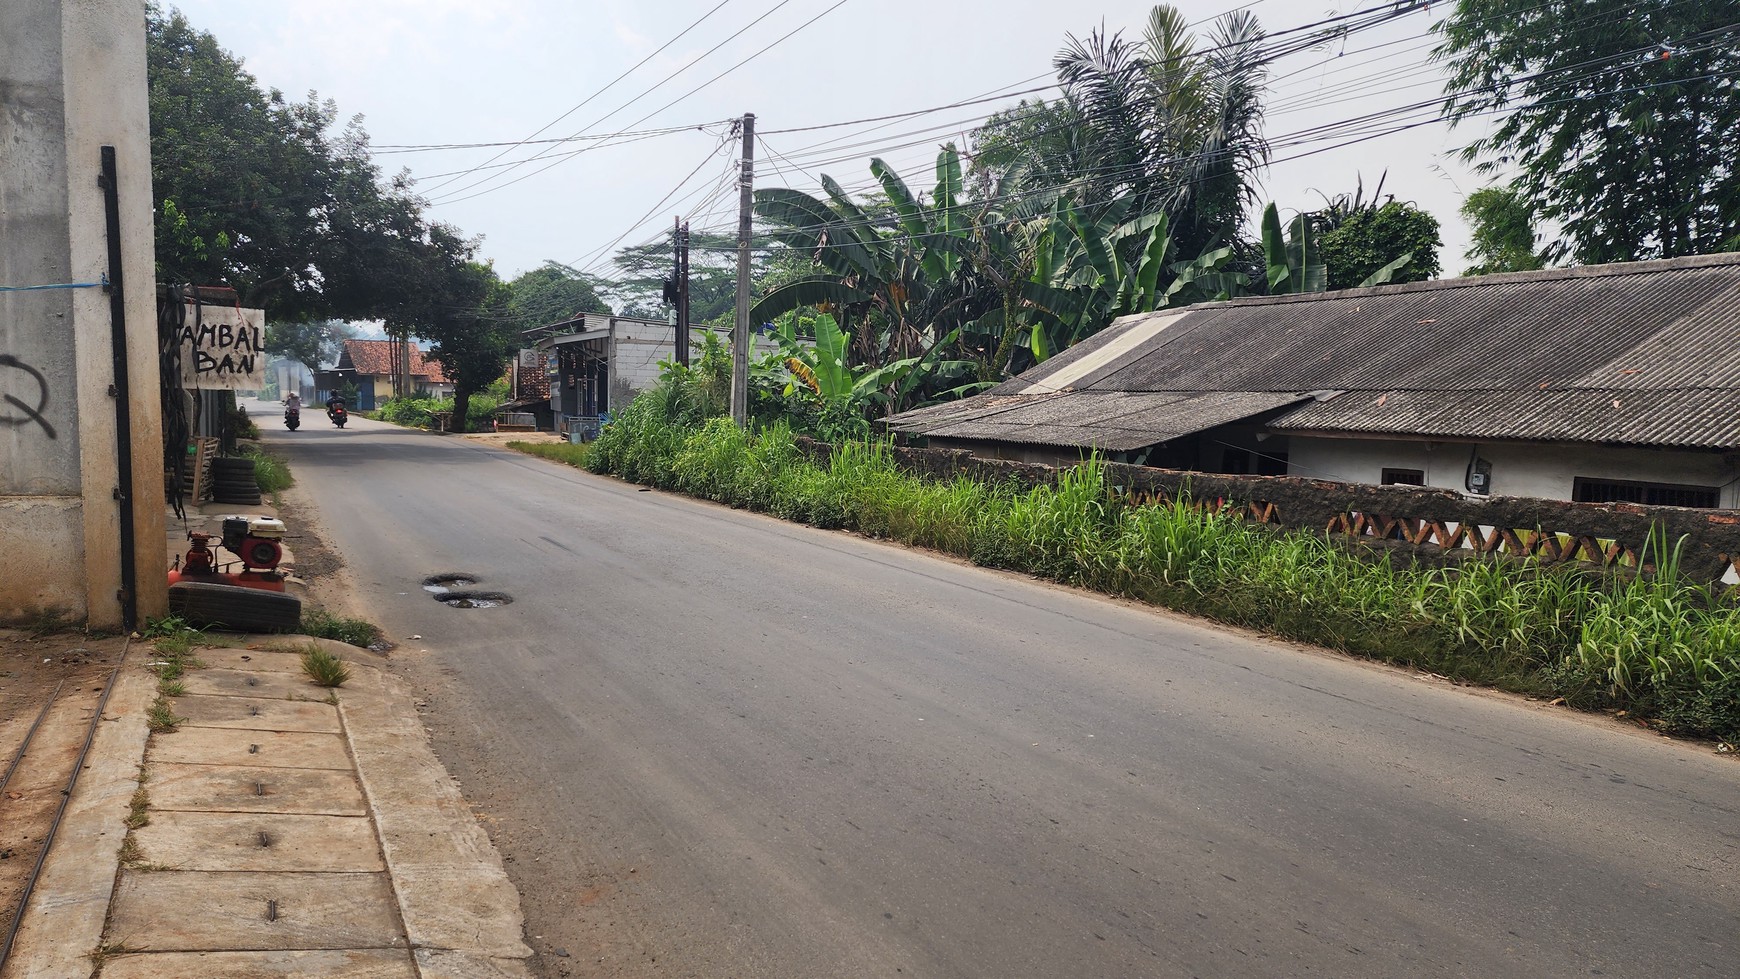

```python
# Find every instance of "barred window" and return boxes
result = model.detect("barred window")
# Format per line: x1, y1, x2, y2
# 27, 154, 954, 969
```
1572, 477, 1719, 509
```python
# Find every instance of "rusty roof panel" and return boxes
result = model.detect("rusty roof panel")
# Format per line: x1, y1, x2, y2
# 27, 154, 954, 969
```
1271, 388, 1740, 448
919, 390, 1305, 450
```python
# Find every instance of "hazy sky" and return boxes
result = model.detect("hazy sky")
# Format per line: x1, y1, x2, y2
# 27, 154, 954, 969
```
167, 0, 1490, 282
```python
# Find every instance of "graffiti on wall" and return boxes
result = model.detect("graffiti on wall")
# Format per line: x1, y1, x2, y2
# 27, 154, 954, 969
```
0, 353, 56, 439
176, 304, 267, 390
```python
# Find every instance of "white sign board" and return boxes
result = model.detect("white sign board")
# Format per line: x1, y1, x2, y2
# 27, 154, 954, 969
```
177, 304, 267, 390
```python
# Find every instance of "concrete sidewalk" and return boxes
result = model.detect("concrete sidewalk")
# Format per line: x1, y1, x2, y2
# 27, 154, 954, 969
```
3, 634, 532, 979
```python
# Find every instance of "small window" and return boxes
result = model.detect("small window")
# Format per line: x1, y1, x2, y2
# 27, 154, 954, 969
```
1381, 468, 1426, 486
1572, 477, 1719, 509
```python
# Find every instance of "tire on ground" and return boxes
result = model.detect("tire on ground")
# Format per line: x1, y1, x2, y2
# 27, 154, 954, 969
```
168, 581, 301, 632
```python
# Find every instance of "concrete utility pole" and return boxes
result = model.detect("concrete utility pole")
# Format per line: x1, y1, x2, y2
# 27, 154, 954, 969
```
0, 0, 167, 630
731, 113, 755, 426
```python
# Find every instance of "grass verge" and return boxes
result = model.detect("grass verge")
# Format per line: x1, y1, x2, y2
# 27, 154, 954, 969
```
574, 405, 1740, 744
507, 440, 591, 468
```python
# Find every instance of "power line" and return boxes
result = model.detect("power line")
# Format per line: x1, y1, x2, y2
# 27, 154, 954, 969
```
427, 0, 811, 205
414, 0, 736, 195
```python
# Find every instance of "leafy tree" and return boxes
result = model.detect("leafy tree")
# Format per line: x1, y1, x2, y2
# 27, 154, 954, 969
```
502, 262, 611, 333
262, 319, 355, 369
146, 5, 437, 320
607, 235, 743, 323
967, 99, 1092, 199
752, 145, 993, 410
1436, 0, 1740, 263
1318, 202, 1441, 289
399, 227, 511, 433
1459, 186, 1546, 276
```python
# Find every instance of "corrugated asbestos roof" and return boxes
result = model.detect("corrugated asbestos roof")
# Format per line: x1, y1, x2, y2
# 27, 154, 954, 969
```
884, 390, 1307, 451
887, 253, 1740, 450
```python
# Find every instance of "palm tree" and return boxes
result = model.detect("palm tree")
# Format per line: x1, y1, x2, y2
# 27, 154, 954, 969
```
1051, 4, 1271, 258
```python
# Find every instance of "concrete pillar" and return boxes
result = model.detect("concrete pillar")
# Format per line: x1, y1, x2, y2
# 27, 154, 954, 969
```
1, 0, 167, 630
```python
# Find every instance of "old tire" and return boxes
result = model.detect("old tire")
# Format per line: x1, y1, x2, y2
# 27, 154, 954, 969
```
168, 581, 301, 632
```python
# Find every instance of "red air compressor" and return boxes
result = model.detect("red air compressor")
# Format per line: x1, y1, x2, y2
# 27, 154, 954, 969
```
168, 515, 290, 592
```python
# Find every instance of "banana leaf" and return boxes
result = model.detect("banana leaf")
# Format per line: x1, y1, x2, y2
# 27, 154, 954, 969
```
1357, 252, 1414, 288
749, 276, 873, 324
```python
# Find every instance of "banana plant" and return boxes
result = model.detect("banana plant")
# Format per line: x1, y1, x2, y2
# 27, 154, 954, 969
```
1015, 202, 1244, 361
752, 145, 976, 374
1261, 201, 1413, 292
1261, 202, 1326, 295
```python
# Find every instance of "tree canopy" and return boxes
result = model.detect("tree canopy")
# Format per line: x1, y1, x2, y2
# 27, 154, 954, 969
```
1459, 186, 1546, 276
1436, 0, 1740, 263
146, 4, 472, 326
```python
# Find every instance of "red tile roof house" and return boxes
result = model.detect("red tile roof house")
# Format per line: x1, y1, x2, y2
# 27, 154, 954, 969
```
332, 339, 453, 410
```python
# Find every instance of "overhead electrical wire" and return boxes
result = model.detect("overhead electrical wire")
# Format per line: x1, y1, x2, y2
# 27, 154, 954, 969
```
427, 0, 857, 206
414, 0, 736, 195
563, 0, 1724, 288
674, 41, 1740, 251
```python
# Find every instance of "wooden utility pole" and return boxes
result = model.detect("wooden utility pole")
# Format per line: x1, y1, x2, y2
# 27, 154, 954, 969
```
731, 112, 754, 426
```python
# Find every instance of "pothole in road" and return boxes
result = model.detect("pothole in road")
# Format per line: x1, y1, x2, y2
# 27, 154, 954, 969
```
422, 573, 479, 595
436, 591, 513, 609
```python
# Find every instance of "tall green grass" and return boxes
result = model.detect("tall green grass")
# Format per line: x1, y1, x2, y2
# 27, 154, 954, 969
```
240, 443, 293, 493
568, 403, 1740, 742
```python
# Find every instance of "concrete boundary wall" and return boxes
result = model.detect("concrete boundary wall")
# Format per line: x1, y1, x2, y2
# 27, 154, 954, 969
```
798, 438, 1740, 584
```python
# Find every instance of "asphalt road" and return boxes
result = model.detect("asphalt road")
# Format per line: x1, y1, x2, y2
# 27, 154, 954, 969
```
251, 401, 1739, 979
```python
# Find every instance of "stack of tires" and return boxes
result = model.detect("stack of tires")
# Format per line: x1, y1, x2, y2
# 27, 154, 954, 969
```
210, 456, 262, 506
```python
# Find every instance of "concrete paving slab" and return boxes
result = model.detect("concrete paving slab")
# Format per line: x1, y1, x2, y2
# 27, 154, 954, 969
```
415, 949, 536, 979
2, 663, 154, 979
130, 811, 384, 872
175, 693, 341, 734
149, 763, 366, 816
106, 871, 405, 952
341, 670, 533, 964
180, 668, 328, 701
146, 728, 351, 770
192, 647, 307, 673
100, 949, 417, 979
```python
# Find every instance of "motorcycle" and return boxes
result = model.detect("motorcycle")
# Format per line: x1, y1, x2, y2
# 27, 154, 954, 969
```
328, 403, 347, 428
284, 404, 300, 431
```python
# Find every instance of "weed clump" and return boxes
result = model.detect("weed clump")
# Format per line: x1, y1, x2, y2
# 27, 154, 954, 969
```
299, 609, 380, 648
300, 645, 351, 687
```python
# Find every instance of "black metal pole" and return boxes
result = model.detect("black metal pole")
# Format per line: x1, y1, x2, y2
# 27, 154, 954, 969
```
673, 217, 688, 368
731, 113, 754, 426
678, 221, 691, 368
98, 146, 138, 631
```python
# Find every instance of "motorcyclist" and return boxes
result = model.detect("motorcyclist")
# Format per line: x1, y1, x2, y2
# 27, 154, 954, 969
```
284, 392, 302, 413
325, 392, 346, 418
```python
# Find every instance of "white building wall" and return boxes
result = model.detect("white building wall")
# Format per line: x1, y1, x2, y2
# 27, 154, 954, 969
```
607, 319, 728, 411
1286, 436, 1740, 508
